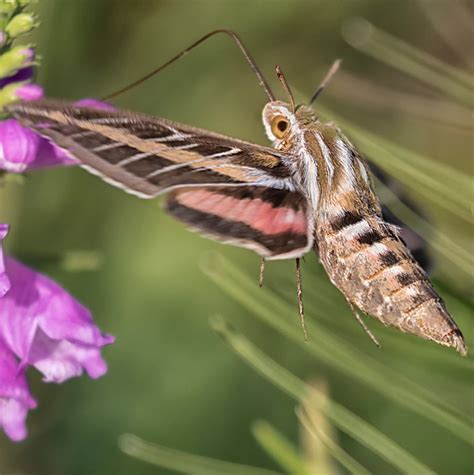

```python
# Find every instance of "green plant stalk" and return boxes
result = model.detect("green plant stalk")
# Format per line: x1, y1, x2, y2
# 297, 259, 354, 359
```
119, 433, 284, 475
329, 70, 472, 130
382, 140, 472, 210
203, 255, 473, 444
211, 317, 436, 475
345, 20, 474, 106
296, 407, 371, 475
361, 38, 473, 106
369, 23, 473, 89
252, 421, 313, 475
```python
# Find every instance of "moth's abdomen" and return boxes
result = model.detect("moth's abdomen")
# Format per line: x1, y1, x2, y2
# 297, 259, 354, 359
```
317, 212, 467, 355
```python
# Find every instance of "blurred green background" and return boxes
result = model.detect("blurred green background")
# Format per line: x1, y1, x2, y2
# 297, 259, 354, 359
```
0, 1, 472, 474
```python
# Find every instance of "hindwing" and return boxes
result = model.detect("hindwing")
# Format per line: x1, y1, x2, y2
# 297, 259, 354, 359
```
166, 185, 314, 259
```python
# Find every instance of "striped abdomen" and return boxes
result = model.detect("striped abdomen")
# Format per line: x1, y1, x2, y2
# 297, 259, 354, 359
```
316, 211, 467, 355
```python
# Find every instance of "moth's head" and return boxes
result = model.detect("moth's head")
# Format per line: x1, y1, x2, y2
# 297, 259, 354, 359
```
262, 101, 316, 145
262, 60, 341, 147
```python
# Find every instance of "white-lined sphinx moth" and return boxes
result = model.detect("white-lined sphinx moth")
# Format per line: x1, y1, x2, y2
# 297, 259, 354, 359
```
7, 30, 466, 355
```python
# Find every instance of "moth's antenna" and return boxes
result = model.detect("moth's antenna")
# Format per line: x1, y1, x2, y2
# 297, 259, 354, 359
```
308, 59, 342, 106
275, 65, 295, 112
103, 29, 275, 102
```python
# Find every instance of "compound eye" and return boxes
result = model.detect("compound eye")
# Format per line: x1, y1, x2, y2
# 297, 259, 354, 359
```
270, 115, 290, 139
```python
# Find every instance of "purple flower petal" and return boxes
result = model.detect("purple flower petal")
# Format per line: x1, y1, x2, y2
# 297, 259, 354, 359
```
0, 257, 114, 384
0, 119, 77, 171
15, 83, 43, 101
19, 48, 34, 62
0, 98, 114, 172
30, 137, 78, 169
74, 98, 115, 111
0, 66, 34, 88
0, 337, 37, 442
0, 119, 40, 172
0, 225, 11, 298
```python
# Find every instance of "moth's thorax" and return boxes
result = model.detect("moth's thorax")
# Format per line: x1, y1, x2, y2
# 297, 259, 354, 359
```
262, 101, 376, 217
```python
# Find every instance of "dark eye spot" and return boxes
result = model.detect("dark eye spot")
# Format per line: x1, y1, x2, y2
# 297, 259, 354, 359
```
277, 120, 288, 132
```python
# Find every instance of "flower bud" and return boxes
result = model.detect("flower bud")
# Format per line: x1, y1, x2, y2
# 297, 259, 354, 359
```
5, 13, 37, 38
0, 82, 20, 108
0, 0, 17, 16
0, 81, 42, 114
0, 81, 35, 108
0, 46, 34, 78
15, 82, 43, 101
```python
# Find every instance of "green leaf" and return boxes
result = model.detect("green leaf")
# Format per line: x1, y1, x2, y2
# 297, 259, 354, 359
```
211, 317, 436, 475
296, 406, 371, 475
202, 254, 473, 445
343, 18, 474, 106
252, 421, 313, 475
119, 433, 283, 475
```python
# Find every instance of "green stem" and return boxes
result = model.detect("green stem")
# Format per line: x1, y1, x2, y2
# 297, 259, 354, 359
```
212, 318, 436, 475
119, 433, 283, 475
203, 255, 473, 445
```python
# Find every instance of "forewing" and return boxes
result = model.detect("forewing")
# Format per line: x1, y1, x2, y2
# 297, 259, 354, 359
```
166, 186, 314, 259
8, 100, 297, 198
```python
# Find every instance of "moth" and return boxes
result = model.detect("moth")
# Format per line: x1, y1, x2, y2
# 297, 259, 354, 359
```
7, 30, 466, 355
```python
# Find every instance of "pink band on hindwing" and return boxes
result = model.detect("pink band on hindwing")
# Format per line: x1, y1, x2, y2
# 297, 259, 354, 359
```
176, 188, 307, 236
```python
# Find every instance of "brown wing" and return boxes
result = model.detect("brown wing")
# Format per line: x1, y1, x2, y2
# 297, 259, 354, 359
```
8, 100, 298, 198
166, 186, 314, 259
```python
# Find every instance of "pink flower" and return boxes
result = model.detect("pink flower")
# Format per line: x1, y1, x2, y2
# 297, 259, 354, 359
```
75, 98, 116, 111
15, 83, 43, 101
0, 225, 114, 441
0, 118, 78, 172
0, 337, 37, 442
0, 9, 115, 443
0, 224, 10, 298
0, 97, 114, 172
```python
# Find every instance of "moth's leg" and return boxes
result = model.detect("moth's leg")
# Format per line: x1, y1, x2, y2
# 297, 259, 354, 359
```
295, 258, 308, 341
345, 299, 381, 348
258, 257, 266, 288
